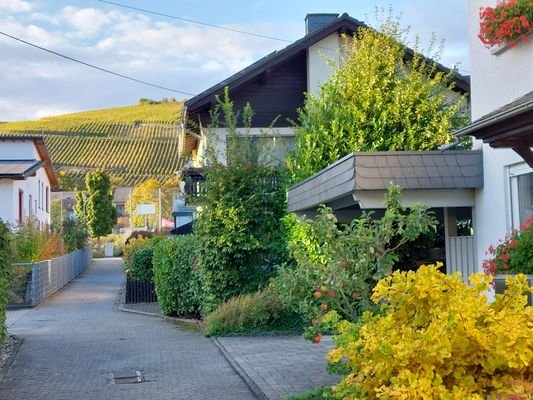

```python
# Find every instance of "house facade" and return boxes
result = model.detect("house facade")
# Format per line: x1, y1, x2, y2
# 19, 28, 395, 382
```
457, 0, 533, 270
287, 4, 532, 277
0, 137, 58, 227
179, 13, 469, 168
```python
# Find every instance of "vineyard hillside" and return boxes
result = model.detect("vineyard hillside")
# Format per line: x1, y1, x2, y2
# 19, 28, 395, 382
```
0, 101, 188, 189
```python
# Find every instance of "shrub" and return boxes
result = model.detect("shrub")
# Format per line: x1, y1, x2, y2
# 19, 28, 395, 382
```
284, 386, 333, 400
193, 88, 291, 315
13, 218, 42, 262
273, 185, 436, 338
203, 287, 304, 336
62, 219, 88, 252
13, 219, 64, 261
0, 219, 12, 343
152, 235, 201, 317
125, 230, 157, 245
325, 265, 533, 399
127, 244, 154, 282
39, 230, 64, 260
124, 236, 165, 281
483, 216, 533, 276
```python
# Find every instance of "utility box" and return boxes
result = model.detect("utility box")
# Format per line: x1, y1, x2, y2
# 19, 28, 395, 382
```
104, 242, 114, 257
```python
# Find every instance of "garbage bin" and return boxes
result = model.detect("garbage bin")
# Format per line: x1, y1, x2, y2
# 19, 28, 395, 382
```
104, 242, 114, 257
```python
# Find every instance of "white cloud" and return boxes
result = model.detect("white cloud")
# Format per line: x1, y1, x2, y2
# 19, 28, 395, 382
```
0, 0, 32, 12
61, 6, 112, 37
0, 5, 300, 120
34, 106, 77, 119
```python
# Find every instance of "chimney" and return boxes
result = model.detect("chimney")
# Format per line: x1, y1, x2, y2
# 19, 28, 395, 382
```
305, 13, 339, 35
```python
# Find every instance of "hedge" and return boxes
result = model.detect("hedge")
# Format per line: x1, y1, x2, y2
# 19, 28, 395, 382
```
152, 235, 201, 317
0, 220, 12, 343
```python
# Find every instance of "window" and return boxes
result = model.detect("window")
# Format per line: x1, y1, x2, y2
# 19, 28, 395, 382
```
46, 186, 49, 213
510, 166, 533, 228
516, 172, 533, 225
18, 190, 24, 223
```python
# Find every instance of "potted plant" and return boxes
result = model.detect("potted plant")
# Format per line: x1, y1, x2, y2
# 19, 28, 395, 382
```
478, 0, 533, 49
482, 217, 533, 305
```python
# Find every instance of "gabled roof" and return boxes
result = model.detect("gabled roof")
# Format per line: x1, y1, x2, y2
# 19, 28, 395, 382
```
0, 136, 59, 187
185, 13, 470, 114
113, 186, 133, 204
455, 90, 533, 167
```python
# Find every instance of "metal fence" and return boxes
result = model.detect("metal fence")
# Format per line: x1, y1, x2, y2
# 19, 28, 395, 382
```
125, 277, 157, 304
447, 236, 477, 281
8, 246, 93, 308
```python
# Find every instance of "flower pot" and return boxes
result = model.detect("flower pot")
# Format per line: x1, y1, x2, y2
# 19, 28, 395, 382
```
494, 274, 533, 306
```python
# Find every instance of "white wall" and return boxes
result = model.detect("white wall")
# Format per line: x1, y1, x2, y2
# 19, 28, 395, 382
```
0, 180, 14, 224
307, 33, 341, 96
467, 0, 533, 270
0, 141, 39, 160
199, 126, 296, 166
0, 141, 52, 227
468, 0, 533, 119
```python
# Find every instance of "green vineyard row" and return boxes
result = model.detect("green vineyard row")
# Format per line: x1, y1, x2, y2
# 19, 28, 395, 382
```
0, 102, 189, 189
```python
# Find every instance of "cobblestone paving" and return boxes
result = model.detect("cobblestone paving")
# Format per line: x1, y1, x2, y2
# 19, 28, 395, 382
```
217, 335, 339, 400
1, 258, 256, 400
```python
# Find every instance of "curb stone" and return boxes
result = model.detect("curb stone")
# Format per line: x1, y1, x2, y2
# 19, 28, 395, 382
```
117, 303, 160, 318
0, 336, 24, 384
116, 303, 204, 329
211, 337, 267, 400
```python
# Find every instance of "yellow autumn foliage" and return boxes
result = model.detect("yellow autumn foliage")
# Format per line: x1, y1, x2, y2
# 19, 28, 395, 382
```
327, 264, 533, 399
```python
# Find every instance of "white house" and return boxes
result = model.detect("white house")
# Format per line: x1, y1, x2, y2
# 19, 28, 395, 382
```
0, 136, 58, 227
454, 0, 533, 271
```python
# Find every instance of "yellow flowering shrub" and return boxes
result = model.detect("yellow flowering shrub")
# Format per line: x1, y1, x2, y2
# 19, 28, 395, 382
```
326, 264, 533, 399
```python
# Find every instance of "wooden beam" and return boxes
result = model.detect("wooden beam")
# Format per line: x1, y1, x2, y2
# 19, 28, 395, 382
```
492, 139, 533, 148
512, 145, 533, 168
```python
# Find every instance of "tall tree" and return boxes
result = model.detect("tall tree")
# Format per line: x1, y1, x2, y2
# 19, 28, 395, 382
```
287, 16, 469, 183
75, 169, 117, 240
124, 178, 178, 230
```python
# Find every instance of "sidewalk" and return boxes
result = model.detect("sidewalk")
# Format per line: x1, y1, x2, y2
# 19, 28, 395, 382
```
1, 258, 256, 400
120, 303, 339, 400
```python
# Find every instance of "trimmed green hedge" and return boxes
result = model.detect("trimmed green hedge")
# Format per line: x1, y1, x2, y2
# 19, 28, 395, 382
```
128, 245, 155, 282
152, 235, 201, 317
0, 219, 12, 343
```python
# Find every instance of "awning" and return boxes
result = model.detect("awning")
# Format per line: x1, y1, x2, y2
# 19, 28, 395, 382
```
0, 159, 44, 180
287, 151, 483, 213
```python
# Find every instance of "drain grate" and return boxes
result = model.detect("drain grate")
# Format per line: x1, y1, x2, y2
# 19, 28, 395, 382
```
109, 370, 144, 384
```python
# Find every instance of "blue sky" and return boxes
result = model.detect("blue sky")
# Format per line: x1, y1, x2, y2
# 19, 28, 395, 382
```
0, 0, 469, 121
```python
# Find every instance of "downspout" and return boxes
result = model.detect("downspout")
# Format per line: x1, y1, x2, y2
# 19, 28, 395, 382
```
179, 105, 188, 157
439, 139, 460, 151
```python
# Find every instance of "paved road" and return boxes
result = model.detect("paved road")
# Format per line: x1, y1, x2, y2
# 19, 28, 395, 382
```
1, 258, 256, 400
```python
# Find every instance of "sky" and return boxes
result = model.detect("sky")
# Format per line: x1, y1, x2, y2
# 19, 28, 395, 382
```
0, 0, 470, 121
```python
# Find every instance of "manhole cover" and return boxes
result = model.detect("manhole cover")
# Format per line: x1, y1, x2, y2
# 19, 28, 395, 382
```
109, 370, 144, 384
